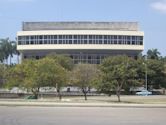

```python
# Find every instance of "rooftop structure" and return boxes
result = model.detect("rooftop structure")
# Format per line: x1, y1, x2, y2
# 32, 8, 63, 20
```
23, 22, 139, 31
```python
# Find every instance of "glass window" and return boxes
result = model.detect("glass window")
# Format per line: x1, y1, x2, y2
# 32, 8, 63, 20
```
30, 41, 34, 44
39, 35, 43, 39
140, 41, 143, 45
99, 35, 102, 39
118, 36, 122, 39
54, 40, 57, 44
132, 41, 135, 45
104, 35, 107, 39
89, 35, 92, 39
39, 40, 42, 44
88, 56, 91, 59
31, 36, 34, 39
54, 35, 57, 39
113, 35, 117, 39
84, 35, 87, 39
74, 40, 77, 44
69, 35, 72, 39
99, 40, 102, 44
59, 40, 62, 44
104, 40, 107, 44
89, 40, 92, 44
127, 36, 130, 40
132, 36, 136, 40
59, 35, 62, 39
74, 35, 77, 39
69, 40, 72, 44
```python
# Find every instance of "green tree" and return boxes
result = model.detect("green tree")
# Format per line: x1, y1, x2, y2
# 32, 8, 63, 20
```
47, 54, 74, 71
71, 64, 99, 100
46, 55, 74, 99
147, 49, 161, 60
146, 59, 165, 89
100, 55, 141, 102
0, 64, 7, 87
40, 57, 68, 100
0, 38, 17, 64
6, 57, 69, 99
6, 59, 45, 98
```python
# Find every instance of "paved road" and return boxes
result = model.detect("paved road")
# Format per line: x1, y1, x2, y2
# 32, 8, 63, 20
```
0, 106, 166, 125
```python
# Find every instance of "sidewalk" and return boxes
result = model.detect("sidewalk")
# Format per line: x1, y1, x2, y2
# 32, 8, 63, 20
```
0, 99, 166, 108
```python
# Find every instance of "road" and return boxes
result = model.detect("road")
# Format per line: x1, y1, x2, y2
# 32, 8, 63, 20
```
0, 106, 166, 125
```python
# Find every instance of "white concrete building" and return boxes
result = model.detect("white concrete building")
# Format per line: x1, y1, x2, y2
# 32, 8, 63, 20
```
17, 22, 144, 64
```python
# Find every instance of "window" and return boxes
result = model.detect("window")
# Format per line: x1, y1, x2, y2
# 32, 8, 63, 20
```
89, 40, 92, 44
99, 40, 102, 44
84, 40, 87, 44
39, 40, 43, 44
104, 40, 107, 44
74, 40, 77, 44
39, 35, 43, 39
59, 40, 62, 44
54, 35, 57, 39
59, 35, 62, 39
69, 40, 72, 44
74, 35, 77, 39
54, 40, 57, 44
99, 35, 102, 39
69, 35, 72, 39
84, 35, 87, 39
104, 35, 107, 39
44, 36, 47, 39
89, 35, 92, 39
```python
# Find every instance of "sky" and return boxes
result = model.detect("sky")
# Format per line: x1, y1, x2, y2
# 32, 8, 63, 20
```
0, 0, 166, 56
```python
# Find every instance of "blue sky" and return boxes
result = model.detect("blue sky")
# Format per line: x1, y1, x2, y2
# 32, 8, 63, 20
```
0, 0, 166, 56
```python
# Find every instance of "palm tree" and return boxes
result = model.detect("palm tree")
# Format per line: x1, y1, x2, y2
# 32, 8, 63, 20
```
11, 41, 20, 64
0, 38, 18, 65
147, 49, 161, 60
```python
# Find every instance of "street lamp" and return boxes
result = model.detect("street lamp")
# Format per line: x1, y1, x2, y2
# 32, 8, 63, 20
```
145, 62, 148, 90
144, 56, 148, 91
145, 56, 148, 90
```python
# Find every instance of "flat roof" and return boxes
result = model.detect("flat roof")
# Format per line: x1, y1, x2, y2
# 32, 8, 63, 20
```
22, 22, 139, 31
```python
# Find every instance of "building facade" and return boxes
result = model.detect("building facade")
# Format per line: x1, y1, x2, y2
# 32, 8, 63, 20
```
17, 22, 144, 64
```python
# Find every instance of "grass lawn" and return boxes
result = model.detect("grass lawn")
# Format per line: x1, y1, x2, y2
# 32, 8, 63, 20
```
36, 95, 166, 104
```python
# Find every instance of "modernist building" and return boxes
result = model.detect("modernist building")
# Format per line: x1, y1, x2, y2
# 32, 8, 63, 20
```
17, 22, 144, 64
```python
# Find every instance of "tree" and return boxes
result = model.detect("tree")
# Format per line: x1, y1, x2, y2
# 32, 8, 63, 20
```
6, 59, 45, 98
71, 63, 99, 100
0, 38, 17, 64
146, 59, 166, 89
47, 54, 74, 71
46, 55, 74, 99
40, 57, 68, 100
11, 40, 20, 64
6, 57, 69, 99
147, 49, 161, 60
100, 55, 141, 102
0, 64, 7, 87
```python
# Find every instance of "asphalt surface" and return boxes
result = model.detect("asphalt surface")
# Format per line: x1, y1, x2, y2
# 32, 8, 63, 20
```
0, 106, 166, 125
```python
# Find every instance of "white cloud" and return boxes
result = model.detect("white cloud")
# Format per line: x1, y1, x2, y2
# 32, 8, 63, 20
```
151, 0, 166, 13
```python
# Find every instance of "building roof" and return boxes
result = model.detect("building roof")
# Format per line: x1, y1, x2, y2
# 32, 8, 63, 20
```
22, 22, 139, 31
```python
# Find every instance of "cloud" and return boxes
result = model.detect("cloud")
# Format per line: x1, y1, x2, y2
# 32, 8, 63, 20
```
150, 0, 166, 13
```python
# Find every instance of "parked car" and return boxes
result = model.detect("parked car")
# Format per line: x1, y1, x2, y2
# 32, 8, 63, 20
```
136, 90, 152, 96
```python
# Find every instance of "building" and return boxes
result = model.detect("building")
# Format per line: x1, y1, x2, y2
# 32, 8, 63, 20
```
17, 22, 144, 64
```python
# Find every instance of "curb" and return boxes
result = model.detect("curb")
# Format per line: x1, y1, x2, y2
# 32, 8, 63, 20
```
0, 101, 166, 108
